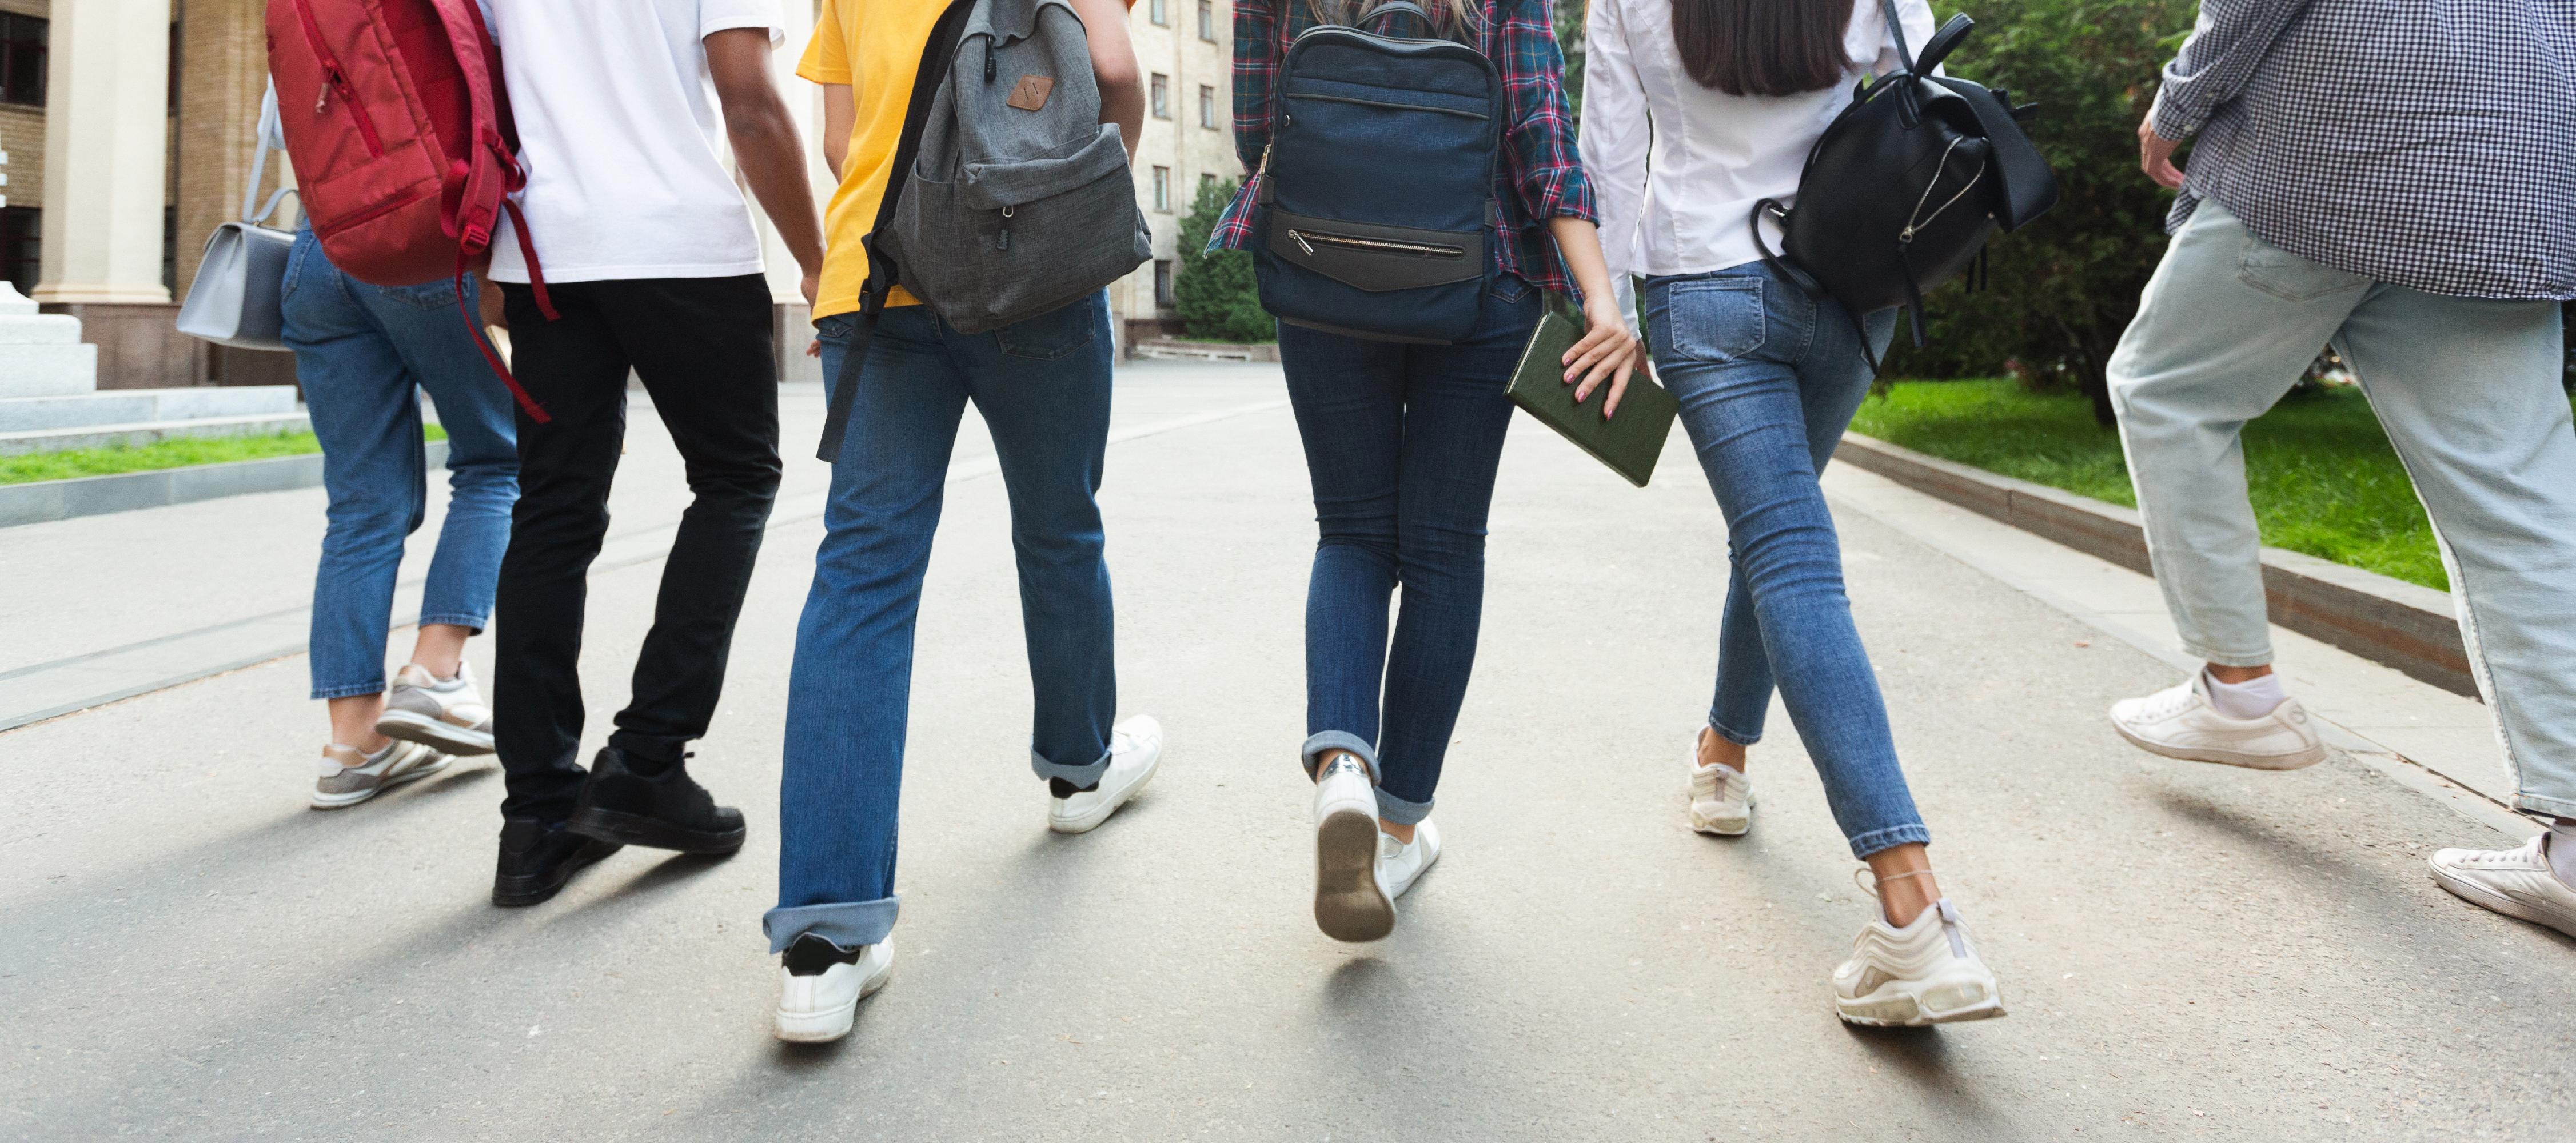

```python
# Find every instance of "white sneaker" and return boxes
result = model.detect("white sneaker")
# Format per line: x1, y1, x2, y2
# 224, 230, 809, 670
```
1048, 715, 1163, 834
1378, 818, 1441, 900
2428, 835, 2576, 940
2109, 673, 2326, 770
1687, 736, 1752, 836
1312, 752, 1394, 942
376, 662, 496, 756
774, 937, 896, 1043
311, 740, 451, 809
1833, 898, 2007, 1026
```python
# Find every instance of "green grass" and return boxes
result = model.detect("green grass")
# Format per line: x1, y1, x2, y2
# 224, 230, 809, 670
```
0, 424, 449, 486
1847, 378, 2474, 591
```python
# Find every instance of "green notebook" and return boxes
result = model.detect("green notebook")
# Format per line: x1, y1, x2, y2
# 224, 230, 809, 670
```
1506, 311, 1678, 487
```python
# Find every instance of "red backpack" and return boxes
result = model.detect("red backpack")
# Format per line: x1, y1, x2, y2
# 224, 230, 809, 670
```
266, 0, 555, 421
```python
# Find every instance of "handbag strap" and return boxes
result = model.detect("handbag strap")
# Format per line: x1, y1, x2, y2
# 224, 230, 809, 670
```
243, 87, 298, 225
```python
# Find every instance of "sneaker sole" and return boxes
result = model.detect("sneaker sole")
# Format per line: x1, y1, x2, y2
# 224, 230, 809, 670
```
775, 958, 895, 1044
1047, 749, 1161, 835
2428, 862, 2576, 940
567, 806, 745, 855
376, 709, 496, 757
1313, 805, 1394, 942
309, 751, 455, 809
2112, 721, 2326, 771
491, 840, 622, 908
1835, 974, 2008, 1028
1690, 802, 1750, 836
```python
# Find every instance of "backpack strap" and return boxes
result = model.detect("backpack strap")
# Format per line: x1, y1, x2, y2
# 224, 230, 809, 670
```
816, 0, 979, 462
424, 0, 558, 422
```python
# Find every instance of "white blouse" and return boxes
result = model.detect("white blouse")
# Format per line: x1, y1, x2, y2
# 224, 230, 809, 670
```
1580, 0, 1937, 317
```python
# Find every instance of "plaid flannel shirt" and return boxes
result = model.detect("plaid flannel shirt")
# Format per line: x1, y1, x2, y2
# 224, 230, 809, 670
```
1209, 0, 1597, 298
2152, 0, 2576, 301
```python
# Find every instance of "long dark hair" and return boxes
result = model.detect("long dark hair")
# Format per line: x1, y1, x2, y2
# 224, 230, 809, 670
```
1670, 0, 1849, 97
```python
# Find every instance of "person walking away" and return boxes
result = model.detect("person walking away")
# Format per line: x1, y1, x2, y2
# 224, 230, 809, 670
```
481, 0, 828, 906
1584, 0, 2008, 1025
2103, 0, 2576, 939
1217, 0, 1638, 944
273, 83, 519, 810
763, 0, 1155, 1042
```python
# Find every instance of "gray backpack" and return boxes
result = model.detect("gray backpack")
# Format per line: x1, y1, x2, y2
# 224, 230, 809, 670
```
819, 0, 1150, 459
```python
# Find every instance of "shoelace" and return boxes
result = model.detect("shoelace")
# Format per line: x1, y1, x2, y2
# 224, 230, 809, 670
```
2136, 684, 2203, 720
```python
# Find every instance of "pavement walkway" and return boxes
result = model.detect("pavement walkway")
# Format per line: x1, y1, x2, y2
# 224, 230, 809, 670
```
3, 363, 2570, 1141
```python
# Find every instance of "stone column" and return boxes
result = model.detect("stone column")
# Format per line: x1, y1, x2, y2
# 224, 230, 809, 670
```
34, 0, 175, 306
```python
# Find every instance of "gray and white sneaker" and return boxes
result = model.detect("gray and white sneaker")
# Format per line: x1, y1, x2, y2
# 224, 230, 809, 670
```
1687, 735, 1753, 836
1312, 752, 1393, 942
1832, 897, 2007, 1026
312, 739, 451, 809
1048, 715, 1163, 834
2428, 834, 2576, 940
375, 662, 495, 756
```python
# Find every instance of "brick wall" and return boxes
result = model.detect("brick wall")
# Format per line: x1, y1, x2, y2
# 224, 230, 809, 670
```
0, 105, 38, 209
174, 0, 272, 297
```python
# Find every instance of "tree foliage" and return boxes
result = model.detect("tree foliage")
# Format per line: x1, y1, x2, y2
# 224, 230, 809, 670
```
1173, 177, 1274, 342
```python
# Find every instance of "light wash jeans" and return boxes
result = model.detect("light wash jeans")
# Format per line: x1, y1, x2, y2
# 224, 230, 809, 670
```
1645, 263, 1930, 859
1275, 276, 1541, 825
2108, 200, 2576, 819
765, 294, 1119, 953
280, 229, 519, 700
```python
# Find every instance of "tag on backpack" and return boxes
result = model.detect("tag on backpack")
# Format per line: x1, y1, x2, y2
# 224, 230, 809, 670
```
1006, 75, 1054, 111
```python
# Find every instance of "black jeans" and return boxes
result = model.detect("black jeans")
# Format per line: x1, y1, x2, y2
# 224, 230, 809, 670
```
493, 275, 782, 824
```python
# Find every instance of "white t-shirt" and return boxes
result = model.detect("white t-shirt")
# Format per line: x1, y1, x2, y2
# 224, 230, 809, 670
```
487, 0, 784, 283
1580, 0, 1935, 316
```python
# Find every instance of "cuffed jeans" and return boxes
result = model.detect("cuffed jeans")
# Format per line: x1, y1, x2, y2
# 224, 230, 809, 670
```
765, 293, 1119, 953
2109, 200, 2576, 819
280, 229, 518, 700
1646, 264, 1930, 859
1275, 276, 1541, 825
492, 275, 782, 825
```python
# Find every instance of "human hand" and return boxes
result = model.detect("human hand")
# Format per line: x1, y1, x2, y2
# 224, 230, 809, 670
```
2138, 115, 2184, 189
800, 270, 820, 309
805, 338, 820, 358
477, 279, 508, 331
1562, 295, 1640, 418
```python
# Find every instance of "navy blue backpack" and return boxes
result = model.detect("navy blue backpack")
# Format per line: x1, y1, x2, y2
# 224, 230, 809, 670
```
1252, 0, 1502, 343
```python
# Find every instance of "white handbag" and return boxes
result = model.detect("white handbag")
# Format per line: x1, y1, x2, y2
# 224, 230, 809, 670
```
176, 95, 298, 352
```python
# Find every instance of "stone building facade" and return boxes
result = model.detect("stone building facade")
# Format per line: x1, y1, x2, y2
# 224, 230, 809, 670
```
1111, 0, 1243, 346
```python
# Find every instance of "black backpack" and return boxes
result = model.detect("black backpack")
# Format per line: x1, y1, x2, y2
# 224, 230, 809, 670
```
1752, 0, 2057, 369
1251, 0, 1504, 343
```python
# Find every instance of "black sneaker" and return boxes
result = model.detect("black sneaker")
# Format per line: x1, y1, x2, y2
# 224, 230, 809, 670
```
565, 747, 747, 854
492, 818, 621, 907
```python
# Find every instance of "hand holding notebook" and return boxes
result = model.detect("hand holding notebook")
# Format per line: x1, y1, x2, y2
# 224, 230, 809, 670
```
1505, 310, 1678, 487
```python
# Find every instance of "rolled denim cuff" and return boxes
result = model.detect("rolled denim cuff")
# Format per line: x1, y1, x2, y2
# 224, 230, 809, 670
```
1031, 745, 1112, 786
311, 680, 386, 701
416, 612, 488, 635
763, 897, 900, 954
2184, 642, 2275, 670
1845, 823, 1932, 861
2517, 793, 2576, 821
1375, 786, 1434, 826
1299, 732, 1379, 783
1706, 717, 1760, 748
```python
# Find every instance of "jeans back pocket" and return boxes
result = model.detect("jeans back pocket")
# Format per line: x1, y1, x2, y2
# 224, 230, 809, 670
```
1660, 277, 1766, 364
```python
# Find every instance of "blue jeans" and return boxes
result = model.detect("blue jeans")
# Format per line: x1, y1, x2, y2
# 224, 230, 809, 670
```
280, 229, 518, 700
1645, 264, 1928, 859
1275, 277, 1541, 824
766, 293, 1119, 952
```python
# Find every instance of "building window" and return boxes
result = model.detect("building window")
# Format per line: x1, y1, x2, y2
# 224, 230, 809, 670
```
1151, 166, 1171, 212
0, 207, 38, 294
1198, 85, 1215, 129
1154, 259, 1175, 309
1150, 73, 1170, 119
162, 206, 177, 293
1198, 0, 1216, 41
1200, 171, 1218, 198
1149, 0, 1167, 24
0, 13, 46, 107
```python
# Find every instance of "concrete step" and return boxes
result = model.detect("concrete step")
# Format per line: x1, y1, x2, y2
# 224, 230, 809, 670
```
0, 386, 300, 432
0, 411, 314, 457
0, 344, 102, 398
0, 311, 85, 344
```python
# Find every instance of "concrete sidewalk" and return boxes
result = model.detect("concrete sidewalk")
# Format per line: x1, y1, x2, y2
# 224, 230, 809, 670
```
2, 363, 2569, 1141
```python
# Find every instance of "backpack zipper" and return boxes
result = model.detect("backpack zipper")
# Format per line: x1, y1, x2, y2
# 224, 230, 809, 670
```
1287, 229, 1462, 259
1897, 137, 1982, 245
288, 0, 384, 158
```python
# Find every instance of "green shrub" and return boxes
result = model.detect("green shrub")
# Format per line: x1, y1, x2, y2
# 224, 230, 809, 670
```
1877, 0, 2198, 425
1174, 177, 1274, 342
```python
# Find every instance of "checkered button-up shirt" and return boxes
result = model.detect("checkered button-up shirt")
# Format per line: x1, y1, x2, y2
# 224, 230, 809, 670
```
1208, 0, 1598, 297
2151, 0, 2576, 301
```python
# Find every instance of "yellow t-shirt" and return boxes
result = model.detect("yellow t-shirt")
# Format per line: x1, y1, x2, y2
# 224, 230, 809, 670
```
801, 0, 1132, 318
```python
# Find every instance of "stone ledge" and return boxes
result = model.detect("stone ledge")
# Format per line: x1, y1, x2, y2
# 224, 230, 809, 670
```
1835, 431, 2475, 698
0, 440, 451, 529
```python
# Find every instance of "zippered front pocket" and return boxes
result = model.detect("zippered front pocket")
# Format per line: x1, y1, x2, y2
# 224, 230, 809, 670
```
288, 0, 384, 158
1286, 228, 1464, 260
